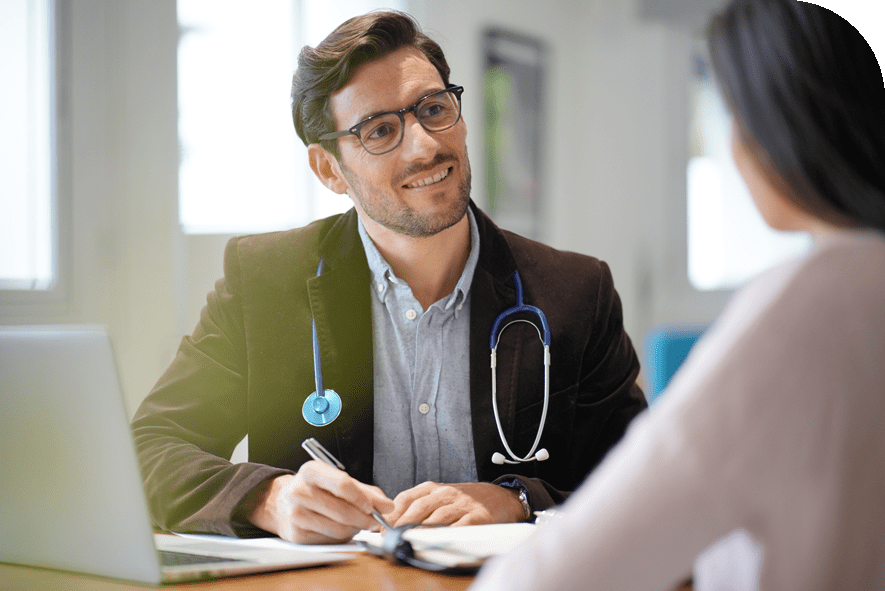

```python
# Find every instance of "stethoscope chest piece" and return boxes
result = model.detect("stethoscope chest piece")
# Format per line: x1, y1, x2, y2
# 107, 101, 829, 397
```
302, 389, 342, 426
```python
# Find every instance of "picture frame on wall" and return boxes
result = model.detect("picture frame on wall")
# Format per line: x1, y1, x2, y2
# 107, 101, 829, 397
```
483, 28, 548, 240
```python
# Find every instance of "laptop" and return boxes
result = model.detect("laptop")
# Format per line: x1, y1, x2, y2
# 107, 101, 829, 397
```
0, 325, 353, 584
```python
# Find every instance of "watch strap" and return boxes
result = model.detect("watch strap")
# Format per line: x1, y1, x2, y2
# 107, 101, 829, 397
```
498, 479, 532, 522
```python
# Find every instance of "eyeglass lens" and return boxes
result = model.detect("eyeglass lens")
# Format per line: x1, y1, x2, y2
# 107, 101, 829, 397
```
358, 89, 461, 154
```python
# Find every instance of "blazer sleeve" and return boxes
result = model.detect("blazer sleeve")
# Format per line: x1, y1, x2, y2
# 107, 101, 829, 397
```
130, 237, 290, 537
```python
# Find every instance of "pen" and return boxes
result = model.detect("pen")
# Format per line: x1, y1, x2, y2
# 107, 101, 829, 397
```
301, 437, 393, 531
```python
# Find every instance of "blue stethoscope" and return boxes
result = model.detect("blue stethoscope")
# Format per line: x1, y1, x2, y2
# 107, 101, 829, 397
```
302, 259, 343, 426
489, 270, 551, 464
303, 262, 551, 466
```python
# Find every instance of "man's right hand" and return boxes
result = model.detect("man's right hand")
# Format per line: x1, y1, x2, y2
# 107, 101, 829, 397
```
245, 461, 394, 544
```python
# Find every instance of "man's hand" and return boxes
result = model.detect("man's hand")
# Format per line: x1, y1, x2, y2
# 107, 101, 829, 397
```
385, 481, 525, 528
246, 461, 394, 544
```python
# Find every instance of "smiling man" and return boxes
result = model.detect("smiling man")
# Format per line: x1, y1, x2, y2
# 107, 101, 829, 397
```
132, 11, 646, 545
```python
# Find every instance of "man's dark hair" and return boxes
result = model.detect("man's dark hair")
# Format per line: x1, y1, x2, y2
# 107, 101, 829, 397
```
291, 10, 451, 158
709, 0, 885, 231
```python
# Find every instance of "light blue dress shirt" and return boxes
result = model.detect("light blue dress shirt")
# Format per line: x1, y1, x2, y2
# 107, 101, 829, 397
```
357, 210, 481, 498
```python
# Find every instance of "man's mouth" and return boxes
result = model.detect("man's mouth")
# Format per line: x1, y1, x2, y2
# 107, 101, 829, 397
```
405, 167, 451, 188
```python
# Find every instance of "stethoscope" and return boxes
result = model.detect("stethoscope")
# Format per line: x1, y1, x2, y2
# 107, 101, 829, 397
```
303, 261, 551, 466
490, 270, 551, 464
302, 259, 343, 426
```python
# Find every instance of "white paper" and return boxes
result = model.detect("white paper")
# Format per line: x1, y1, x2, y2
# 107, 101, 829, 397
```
172, 532, 365, 554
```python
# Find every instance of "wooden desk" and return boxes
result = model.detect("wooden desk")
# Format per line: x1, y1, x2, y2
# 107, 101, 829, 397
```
0, 554, 473, 590
1, 556, 697, 590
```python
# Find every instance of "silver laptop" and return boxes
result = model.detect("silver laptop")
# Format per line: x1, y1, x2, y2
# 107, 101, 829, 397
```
0, 325, 352, 584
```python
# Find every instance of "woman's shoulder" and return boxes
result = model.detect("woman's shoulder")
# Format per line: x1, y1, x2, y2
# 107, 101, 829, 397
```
790, 229, 885, 306
694, 229, 885, 386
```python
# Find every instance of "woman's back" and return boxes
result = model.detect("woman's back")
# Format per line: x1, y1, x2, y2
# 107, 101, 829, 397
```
674, 229, 885, 589
471, 230, 885, 591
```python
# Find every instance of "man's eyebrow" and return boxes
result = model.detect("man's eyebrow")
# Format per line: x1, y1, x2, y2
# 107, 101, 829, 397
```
351, 87, 447, 126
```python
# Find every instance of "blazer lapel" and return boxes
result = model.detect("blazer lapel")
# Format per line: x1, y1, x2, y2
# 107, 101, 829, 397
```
469, 205, 524, 482
307, 211, 375, 482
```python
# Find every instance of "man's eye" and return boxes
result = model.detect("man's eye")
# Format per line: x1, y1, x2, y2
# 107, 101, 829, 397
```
419, 102, 447, 119
364, 122, 395, 141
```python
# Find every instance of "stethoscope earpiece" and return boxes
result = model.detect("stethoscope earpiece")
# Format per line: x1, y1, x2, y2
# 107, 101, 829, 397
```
491, 449, 549, 465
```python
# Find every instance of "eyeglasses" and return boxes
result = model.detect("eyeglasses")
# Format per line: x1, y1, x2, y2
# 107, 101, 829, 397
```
319, 85, 464, 155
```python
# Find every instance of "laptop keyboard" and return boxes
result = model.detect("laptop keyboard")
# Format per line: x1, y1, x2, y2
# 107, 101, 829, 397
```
159, 550, 241, 567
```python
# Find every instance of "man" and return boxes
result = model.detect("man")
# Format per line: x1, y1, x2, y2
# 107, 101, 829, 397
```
132, 10, 646, 545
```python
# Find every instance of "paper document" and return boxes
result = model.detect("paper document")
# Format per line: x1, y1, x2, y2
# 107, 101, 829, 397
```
173, 532, 364, 554
354, 523, 538, 569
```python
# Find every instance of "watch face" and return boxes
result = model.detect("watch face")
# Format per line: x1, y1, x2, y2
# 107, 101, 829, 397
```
515, 489, 531, 521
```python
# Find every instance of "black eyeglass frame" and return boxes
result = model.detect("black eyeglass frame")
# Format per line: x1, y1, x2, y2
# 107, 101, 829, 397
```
318, 85, 464, 155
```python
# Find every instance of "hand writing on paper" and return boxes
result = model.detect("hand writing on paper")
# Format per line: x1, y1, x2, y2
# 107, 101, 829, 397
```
246, 461, 394, 544
385, 481, 525, 528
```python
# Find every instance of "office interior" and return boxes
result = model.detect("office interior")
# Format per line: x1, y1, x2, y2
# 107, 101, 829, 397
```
3, 0, 862, 431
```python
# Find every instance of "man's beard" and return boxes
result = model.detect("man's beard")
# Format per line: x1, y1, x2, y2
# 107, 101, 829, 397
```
341, 152, 472, 238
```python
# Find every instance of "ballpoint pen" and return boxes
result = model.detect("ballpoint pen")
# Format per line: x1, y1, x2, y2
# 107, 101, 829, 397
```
301, 437, 393, 530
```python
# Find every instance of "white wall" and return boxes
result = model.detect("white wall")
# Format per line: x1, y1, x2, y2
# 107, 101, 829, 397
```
0, 1, 185, 416
416, 0, 731, 349
1, 0, 730, 414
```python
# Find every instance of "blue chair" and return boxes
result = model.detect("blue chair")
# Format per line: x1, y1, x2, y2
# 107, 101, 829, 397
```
643, 326, 706, 404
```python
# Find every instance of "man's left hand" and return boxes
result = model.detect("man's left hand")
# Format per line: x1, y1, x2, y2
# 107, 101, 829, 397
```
384, 481, 525, 528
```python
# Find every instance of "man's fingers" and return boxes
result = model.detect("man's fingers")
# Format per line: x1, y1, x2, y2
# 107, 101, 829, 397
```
386, 481, 438, 524
298, 461, 392, 514
390, 483, 459, 526
386, 481, 514, 528
285, 462, 388, 534
281, 506, 362, 544
416, 504, 464, 526
356, 481, 396, 514
294, 484, 379, 530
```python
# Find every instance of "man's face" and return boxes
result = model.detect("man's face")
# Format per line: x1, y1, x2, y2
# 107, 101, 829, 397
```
327, 46, 471, 238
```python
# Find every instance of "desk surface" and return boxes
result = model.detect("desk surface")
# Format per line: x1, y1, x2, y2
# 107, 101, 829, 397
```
0, 554, 473, 590
1, 555, 697, 590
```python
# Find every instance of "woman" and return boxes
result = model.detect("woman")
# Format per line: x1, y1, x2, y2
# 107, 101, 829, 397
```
470, 1, 885, 590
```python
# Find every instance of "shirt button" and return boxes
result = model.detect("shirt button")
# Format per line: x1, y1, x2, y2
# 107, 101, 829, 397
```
377, 283, 385, 293
418, 403, 430, 415
406, 309, 418, 320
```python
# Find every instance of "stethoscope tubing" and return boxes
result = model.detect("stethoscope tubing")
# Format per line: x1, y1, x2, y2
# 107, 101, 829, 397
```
491, 320, 551, 462
303, 258, 343, 426
489, 270, 551, 464
312, 259, 326, 398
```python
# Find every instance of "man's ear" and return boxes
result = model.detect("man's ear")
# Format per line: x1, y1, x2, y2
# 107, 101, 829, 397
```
307, 144, 349, 195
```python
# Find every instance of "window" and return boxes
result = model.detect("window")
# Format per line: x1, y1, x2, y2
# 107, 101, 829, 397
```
686, 48, 811, 291
0, 0, 56, 290
177, 0, 403, 235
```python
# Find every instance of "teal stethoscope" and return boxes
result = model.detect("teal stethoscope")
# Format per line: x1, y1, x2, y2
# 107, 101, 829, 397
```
301, 259, 343, 426
303, 261, 551, 466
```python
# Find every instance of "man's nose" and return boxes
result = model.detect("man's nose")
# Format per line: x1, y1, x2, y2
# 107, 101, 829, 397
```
398, 114, 438, 160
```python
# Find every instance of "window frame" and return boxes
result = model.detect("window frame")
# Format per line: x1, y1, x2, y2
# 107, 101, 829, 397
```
0, 0, 71, 317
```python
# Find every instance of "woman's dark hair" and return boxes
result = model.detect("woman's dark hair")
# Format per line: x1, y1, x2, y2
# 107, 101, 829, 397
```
291, 10, 451, 158
708, 0, 885, 231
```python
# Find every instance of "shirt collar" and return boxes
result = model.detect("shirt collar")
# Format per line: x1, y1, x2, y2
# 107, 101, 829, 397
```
357, 208, 481, 314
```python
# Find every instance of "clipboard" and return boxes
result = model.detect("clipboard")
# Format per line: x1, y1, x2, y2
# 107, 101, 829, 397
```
354, 523, 538, 574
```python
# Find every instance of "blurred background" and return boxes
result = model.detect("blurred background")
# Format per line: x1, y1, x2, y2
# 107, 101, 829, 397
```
1, 0, 881, 419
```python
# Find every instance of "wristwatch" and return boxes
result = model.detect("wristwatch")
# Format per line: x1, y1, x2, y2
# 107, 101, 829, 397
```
499, 480, 532, 522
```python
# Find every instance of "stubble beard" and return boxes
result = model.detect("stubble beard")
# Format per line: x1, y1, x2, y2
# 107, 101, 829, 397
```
341, 153, 472, 238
